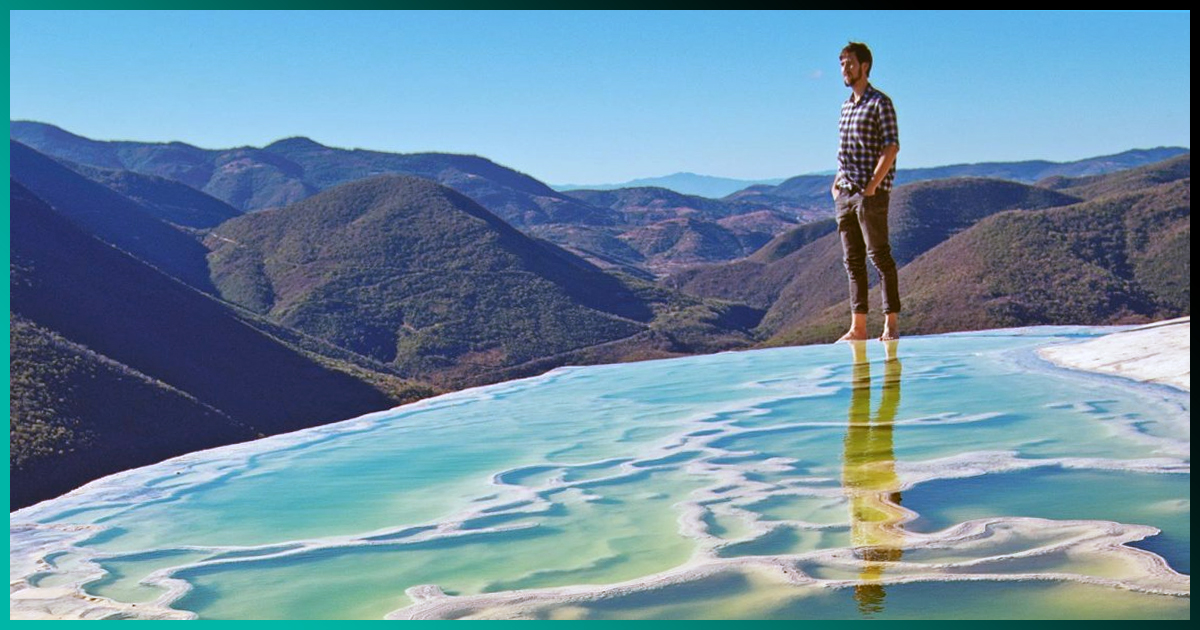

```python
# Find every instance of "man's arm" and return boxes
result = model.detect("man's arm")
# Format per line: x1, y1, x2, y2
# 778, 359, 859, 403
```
865, 94, 900, 196
864, 144, 899, 196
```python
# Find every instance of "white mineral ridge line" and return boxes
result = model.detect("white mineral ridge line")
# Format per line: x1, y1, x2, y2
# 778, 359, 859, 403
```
1038, 317, 1190, 392
387, 515, 1190, 620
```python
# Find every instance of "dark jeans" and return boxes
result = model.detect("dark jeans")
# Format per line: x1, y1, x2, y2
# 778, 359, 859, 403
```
836, 190, 900, 315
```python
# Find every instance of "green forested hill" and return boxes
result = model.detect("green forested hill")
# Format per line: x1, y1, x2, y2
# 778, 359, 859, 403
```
893, 178, 1191, 334
10, 314, 254, 509
764, 165, 1190, 344
671, 178, 1081, 334
1038, 154, 1191, 201
9, 180, 429, 509
11, 140, 220, 294
206, 175, 657, 385
71, 162, 244, 229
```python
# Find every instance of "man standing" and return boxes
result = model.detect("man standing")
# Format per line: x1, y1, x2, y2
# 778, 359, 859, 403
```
832, 41, 901, 341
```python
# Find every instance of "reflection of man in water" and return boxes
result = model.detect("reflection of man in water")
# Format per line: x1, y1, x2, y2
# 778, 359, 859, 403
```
841, 340, 904, 616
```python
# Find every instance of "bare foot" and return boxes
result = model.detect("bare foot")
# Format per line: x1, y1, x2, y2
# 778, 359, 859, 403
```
838, 313, 869, 343
879, 313, 899, 341
838, 329, 869, 342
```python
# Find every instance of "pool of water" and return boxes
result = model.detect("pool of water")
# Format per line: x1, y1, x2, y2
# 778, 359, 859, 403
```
10, 328, 1190, 619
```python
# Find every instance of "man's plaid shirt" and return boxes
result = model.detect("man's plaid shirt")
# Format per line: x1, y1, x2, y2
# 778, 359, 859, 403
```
836, 84, 899, 192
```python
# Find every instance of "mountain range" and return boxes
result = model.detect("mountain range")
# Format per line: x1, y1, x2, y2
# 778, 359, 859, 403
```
555, 172, 789, 198
10, 122, 783, 274
8, 139, 757, 509
725, 147, 1190, 223
674, 155, 1190, 343
9, 121, 611, 226
552, 187, 804, 274
7, 121, 1190, 511
16, 121, 1183, 278
552, 148, 1187, 199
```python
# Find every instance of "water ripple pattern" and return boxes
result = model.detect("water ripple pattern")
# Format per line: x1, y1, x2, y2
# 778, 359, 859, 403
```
10, 327, 1190, 619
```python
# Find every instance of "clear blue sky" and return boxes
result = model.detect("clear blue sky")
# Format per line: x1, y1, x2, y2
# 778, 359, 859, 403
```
9, 10, 1191, 185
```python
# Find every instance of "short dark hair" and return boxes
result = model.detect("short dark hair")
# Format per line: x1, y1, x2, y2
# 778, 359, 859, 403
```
840, 41, 873, 76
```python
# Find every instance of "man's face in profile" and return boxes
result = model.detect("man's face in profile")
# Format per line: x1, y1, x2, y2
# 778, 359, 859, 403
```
840, 52, 867, 87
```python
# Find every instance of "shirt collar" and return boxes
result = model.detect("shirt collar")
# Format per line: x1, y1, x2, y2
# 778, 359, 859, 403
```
845, 83, 877, 107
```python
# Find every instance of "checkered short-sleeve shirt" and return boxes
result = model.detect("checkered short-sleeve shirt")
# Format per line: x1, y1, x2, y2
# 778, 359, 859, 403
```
837, 84, 899, 192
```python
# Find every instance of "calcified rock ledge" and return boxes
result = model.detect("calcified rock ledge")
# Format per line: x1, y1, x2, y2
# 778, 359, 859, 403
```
1039, 317, 1191, 392
9, 326, 1191, 620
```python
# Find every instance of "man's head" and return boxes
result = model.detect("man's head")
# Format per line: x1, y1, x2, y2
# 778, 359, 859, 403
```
839, 42, 873, 87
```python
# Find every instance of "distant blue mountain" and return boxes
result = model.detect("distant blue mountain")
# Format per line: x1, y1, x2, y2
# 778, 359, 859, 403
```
727, 147, 1191, 209
556, 172, 788, 198
555, 147, 1189, 199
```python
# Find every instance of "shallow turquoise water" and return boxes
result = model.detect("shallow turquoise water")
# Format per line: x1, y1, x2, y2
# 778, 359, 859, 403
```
10, 328, 1190, 619
903, 468, 1191, 574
